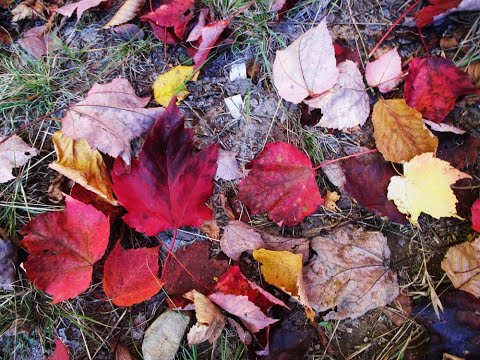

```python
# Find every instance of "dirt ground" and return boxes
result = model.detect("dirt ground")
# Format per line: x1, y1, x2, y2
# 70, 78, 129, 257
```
1, 0, 480, 359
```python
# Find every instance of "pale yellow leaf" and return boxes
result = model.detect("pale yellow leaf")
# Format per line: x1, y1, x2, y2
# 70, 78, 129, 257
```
103, 0, 145, 29
153, 65, 198, 107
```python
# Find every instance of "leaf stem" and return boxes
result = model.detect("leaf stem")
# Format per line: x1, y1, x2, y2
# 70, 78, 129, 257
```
312, 149, 378, 171
160, 227, 177, 283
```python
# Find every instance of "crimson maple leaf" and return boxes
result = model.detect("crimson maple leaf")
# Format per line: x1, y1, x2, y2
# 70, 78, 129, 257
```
112, 99, 218, 235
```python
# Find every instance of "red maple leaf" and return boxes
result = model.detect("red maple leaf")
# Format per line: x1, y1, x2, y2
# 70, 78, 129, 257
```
238, 142, 323, 226
472, 198, 480, 233
141, 0, 194, 44
102, 241, 163, 306
404, 56, 478, 123
414, 0, 461, 30
21, 196, 109, 303
191, 19, 231, 68
46, 338, 70, 360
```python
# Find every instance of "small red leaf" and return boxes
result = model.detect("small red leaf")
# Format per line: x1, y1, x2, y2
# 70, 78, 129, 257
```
414, 0, 461, 29
472, 198, 480, 233
102, 242, 163, 306
404, 56, 478, 123
191, 19, 231, 68
21, 196, 109, 303
47, 338, 70, 360
238, 142, 323, 226
112, 99, 218, 236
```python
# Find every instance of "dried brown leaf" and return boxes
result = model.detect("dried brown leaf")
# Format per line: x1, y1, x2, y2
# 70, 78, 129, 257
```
11, 0, 48, 21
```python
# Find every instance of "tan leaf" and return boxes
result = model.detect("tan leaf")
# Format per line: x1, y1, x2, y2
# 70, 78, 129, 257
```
103, 0, 145, 29
49, 131, 117, 205
184, 290, 226, 345
11, 0, 48, 21
304, 225, 399, 320
215, 149, 243, 181
372, 99, 438, 163
441, 236, 480, 297
61, 78, 163, 165
56, 0, 106, 19
0, 135, 38, 183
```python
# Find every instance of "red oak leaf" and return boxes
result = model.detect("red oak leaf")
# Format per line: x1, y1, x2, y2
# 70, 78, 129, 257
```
46, 338, 70, 360
102, 241, 163, 306
404, 56, 478, 123
162, 241, 229, 295
238, 142, 323, 226
472, 198, 480, 232
20, 196, 109, 303
141, 0, 194, 44
112, 99, 219, 236
414, 0, 461, 29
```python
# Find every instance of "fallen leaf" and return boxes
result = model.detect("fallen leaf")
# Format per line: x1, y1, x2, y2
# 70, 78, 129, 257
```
404, 56, 478, 123
266, 318, 314, 360
184, 290, 226, 345
103, 241, 163, 306
142, 310, 191, 360
413, 290, 480, 358
365, 48, 403, 93
20, 196, 109, 303
103, 0, 144, 28
414, 0, 461, 29
61, 78, 163, 165
238, 142, 323, 226
163, 241, 229, 295
46, 338, 70, 360
272, 19, 338, 104
115, 343, 134, 360
0, 135, 38, 183
387, 153, 471, 225
153, 65, 198, 107
0, 26, 12, 45
0, 238, 17, 291
186, 8, 210, 42
199, 219, 220, 240
49, 131, 117, 205
227, 317, 252, 345
56, 0, 106, 19
215, 149, 243, 181
141, 0, 194, 44
324, 191, 340, 212
220, 220, 309, 262
304, 225, 399, 320
112, 99, 218, 235
472, 199, 480, 232
70, 184, 124, 222
11, 0, 48, 21
111, 24, 144, 40
333, 42, 361, 66
437, 134, 479, 170
465, 61, 480, 88
372, 98, 438, 163
17, 25, 54, 59
424, 120, 466, 134
192, 19, 231, 68
305, 60, 370, 130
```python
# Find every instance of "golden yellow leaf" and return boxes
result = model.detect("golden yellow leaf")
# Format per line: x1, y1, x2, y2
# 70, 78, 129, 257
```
372, 98, 438, 163
103, 0, 145, 29
387, 153, 470, 225
153, 65, 198, 107
49, 131, 117, 205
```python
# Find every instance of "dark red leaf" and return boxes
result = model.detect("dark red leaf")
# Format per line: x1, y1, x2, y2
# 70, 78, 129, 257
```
102, 241, 163, 306
112, 99, 219, 236
404, 56, 478, 123
333, 42, 361, 66
238, 142, 323, 226
163, 241, 229, 295
436, 134, 479, 170
70, 184, 124, 223
472, 198, 480, 233
414, 0, 461, 30
21, 196, 109, 303
46, 338, 70, 360
266, 318, 314, 360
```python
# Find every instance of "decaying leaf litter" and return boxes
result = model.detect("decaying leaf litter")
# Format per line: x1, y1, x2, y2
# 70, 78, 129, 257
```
1, 0, 480, 359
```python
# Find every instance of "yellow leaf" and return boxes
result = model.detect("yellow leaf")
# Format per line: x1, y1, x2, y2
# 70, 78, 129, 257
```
253, 249, 314, 320
153, 65, 198, 107
387, 153, 470, 225
372, 99, 438, 163
103, 0, 145, 29
49, 131, 117, 205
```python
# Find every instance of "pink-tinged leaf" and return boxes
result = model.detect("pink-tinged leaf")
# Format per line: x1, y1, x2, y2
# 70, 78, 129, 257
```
208, 293, 279, 333
17, 25, 53, 59
404, 56, 478, 123
102, 242, 163, 306
21, 196, 109, 303
46, 338, 70, 360
56, 0, 106, 19
192, 19, 231, 68
424, 120, 466, 134
472, 198, 480, 232
365, 48, 403, 93
186, 8, 210, 42
112, 99, 219, 235
238, 142, 323, 226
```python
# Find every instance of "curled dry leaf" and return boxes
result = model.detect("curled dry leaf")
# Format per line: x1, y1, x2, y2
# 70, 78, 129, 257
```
20, 196, 109, 303
46, 338, 70, 360
11, 0, 48, 21
103, 0, 145, 29
272, 19, 338, 104
372, 99, 438, 163
215, 149, 243, 181
305, 60, 370, 130
152, 65, 198, 107
49, 131, 117, 205
0, 238, 17, 291
442, 236, 480, 297
238, 142, 323, 226
220, 220, 309, 262
61, 78, 163, 165
303, 225, 399, 320
365, 47, 403, 93
424, 120, 466, 135
102, 242, 163, 306
0, 135, 38, 183
142, 310, 191, 360
56, 0, 106, 19
184, 290, 226, 345
387, 153, 471, 225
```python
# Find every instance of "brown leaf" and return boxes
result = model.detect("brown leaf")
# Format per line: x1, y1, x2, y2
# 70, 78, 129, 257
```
103, 0, 145, 29
17, 25, 54, 59
465, 61, 480, 89
199, 219, 220, 240
0, 238, 17, 291
61, 78, 163, 165
372, 98, 438, 163
304, 225, 399, 320
11, 0, 48, 21
115, 344, 134, 360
